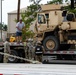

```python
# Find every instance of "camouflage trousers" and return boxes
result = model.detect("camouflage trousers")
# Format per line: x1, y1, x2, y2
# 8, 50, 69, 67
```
35, 55, 42, 62
28, 49, 35, 60
24, 46, 35, 60
3, 49, 9, 63
3, 41, 10, 63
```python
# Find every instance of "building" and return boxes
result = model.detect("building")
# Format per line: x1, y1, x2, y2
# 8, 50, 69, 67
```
7, 8, 26, 37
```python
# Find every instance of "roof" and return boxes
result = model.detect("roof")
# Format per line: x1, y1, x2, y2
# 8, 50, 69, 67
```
8, 7, 27, 14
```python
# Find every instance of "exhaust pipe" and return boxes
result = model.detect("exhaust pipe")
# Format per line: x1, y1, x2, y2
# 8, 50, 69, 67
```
71, 0, 74, 9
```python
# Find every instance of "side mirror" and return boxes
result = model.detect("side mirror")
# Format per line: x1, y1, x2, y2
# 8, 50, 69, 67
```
62, 11, 67, 17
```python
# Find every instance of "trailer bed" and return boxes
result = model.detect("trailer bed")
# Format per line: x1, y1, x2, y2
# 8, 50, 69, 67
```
42, 50, 76, 64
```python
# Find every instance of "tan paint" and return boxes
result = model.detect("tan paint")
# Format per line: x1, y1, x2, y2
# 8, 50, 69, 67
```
69, 22, 76, 30
35, 4, 76, 45
60, 22, 76, 30
68, 40, 76, 44
58, 30, 64, 42
35, 4, 63, 43
41, 4, 61, 11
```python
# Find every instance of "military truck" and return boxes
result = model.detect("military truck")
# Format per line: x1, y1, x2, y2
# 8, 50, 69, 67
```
0, 1, 76, 64
34, 3, 76, 51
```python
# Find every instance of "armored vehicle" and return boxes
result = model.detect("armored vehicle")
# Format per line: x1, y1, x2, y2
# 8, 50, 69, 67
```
34, 3, 76, 50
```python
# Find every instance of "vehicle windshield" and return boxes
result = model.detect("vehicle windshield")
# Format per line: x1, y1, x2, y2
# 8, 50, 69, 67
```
38, 14, 46, 24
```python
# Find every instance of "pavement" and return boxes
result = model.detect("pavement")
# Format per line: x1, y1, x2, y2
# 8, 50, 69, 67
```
0, 64, 76, 75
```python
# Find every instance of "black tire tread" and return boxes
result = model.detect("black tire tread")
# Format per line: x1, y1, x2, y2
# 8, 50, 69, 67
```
43, 36, 59, 51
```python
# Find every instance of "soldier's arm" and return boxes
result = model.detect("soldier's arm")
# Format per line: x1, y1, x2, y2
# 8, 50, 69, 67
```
6, 43, 11, 54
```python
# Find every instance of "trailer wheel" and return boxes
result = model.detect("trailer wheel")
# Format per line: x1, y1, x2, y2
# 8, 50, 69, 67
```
8, 50, 19, 63
43, 36, 59, 51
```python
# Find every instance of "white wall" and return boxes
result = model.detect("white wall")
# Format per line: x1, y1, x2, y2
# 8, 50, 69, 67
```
0, 30, 7, 41
8, 13, 17, 33
8, 13, 23, 34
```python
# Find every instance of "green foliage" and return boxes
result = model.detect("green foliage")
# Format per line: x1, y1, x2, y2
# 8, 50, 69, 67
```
0, 23, 7, 31
65, 0, 68, 2
29, 0, 42, 5
14, 18, 18, 23
3, 25, 7, 31
63, 5, 76, 13
48, 0, 62, 4
48, 0, 76, 13
21, 2, 41, 41
69, 9, 76, 13
48, 0, 69, 4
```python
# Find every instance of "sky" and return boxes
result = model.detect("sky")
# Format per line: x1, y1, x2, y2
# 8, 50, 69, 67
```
2, 0, 51, 24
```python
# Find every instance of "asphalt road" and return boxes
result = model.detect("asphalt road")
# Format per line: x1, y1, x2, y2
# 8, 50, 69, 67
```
0, 64, 76, 75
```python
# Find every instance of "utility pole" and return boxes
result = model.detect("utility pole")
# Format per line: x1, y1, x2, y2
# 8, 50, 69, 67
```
17, 0, 20, 22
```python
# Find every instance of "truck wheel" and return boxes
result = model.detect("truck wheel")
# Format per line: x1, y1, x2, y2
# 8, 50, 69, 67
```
43, 36, 59, 51
8, 50, 19, 63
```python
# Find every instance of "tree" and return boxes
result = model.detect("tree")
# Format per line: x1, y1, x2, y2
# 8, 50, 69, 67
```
20, 0, 41, 41
0, 23, 7, 31
29, 0, 42, 5
48, 0, 76, 13
48, 0, 69, 4
3, 25, 7, 31
21, 4, 38, 40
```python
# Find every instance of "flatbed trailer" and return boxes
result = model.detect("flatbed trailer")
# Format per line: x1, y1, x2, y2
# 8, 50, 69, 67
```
1, 42, 76, 64
0, 42, 25, 63
42, 50, 76, 64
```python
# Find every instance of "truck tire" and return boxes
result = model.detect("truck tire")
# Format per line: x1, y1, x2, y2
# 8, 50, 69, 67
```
8, 50, 19, 63
43, 36, 59, 51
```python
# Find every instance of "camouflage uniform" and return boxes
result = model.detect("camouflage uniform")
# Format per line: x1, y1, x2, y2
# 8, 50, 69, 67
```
3, 41, 10, 63
28, 42, 35, 60
35, 41, 45, 62
24, 41, 28, 59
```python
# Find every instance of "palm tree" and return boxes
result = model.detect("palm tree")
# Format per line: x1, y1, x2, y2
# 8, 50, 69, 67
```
29, 0, 42, 5
17, 0, 21, 22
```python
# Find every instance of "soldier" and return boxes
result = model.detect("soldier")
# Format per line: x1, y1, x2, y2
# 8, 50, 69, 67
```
3, 38, 11, 63
27, 38, 34, 59
23, 39, 28, 59
35, 41, 44, 62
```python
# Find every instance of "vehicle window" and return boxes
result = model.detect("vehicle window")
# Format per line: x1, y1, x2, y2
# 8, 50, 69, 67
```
38, 14, 46, 24
45, 14, 49, 19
